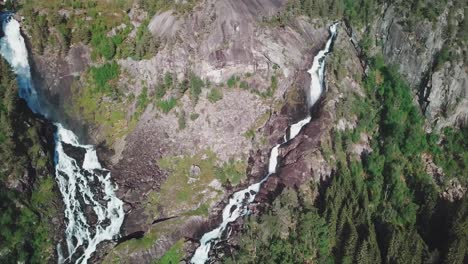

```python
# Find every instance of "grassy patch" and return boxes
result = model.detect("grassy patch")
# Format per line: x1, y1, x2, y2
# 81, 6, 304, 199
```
207, 88, 223, 103
190, 113, 199, 120
154, 240, 184, 264
157, 150, 219, 205
215, 159, 247, 185
157, 98, 177, 113
239, 80, 249, 90
145, 150, 246, 219
227, 75, 239, 88
189, 73, 204, 104
90, 62, 120, 93
243, 128, 256, 139
104, 218, 187, 263
71, 77, 130, 146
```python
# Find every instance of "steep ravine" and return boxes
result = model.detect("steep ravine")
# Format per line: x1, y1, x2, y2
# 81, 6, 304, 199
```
190, 23, 338, 264
1, 15, 124, 264
4, 0, 465, 263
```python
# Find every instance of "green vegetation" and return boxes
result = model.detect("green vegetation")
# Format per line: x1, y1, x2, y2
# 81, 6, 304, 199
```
0, 58, 59, 263
227, 75, 240, 88
90, 62, 120, 93
207, 88, 223, 103
18, 0, 160, 61
103, 217, 187, 264
189, 73, 204, 104
157, 97, 177, 113
190, 113, 200, 120
155, 240, 184, 264
147, 151, 222, 218
139, 0, 200, 16
255, 75, 278, 98
434, 44, 451, 71
71, 66, 129, 145
243, 128, 256, 139
239, 80, 249, 90
224, 57, 467, 263
178, 110, 186, 130
143, 150, 247, 223
215, 159, 248, 186
132, 20, 160, 60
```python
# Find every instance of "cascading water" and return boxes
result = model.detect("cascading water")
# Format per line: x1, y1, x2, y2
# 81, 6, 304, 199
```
190, 23, 339, 264
0, 15, 124, 264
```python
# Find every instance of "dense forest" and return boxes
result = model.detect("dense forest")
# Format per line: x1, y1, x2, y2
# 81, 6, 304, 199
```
0, 58, 59, 263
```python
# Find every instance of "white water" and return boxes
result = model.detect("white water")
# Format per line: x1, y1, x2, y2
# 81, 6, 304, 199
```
1, 15, 124, 264
190, 23, 338, 264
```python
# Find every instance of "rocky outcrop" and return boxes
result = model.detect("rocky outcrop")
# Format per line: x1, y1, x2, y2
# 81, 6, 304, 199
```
426, 59, 468, 129
365, 4, 467, 129
441, 179, 467, 202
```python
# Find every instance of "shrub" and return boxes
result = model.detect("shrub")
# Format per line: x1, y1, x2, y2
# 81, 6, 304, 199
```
136, 87, 149, 112
227, 75, 239, 88
157, 98, 177, 113
207, 88, 223, 103
155, 84, 167, 99
239, 81, 249, 90
90, 62, 120, 93
190, 113, 199, 120
178, 110, 186, 130
189, 74, 204, 103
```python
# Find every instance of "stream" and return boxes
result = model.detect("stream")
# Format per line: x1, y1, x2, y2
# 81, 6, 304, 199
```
190, 23, 339, 264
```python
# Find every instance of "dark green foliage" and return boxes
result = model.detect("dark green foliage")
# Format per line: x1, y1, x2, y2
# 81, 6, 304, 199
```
282, 0, 449, 27
429, 126, 468, 186
227, 75, 239, 88
90, 62, 120, 93
29, 13, 49, 54
91, 31, 116, 60
0, 59, 57, 263
189, 74, 204, 104
434, 45, 452, 70
157, 98, 177, 113
255, 75, 278, 98
225, 57, 467, 264
134, 86, 149, 118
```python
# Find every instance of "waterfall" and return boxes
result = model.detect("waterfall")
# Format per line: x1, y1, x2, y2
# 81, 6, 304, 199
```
190, 23, 338, 264
0, 15, 124, 264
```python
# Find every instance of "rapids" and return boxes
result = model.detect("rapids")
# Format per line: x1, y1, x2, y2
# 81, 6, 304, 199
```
0, 15, 124, 264
190, 23, 339, 264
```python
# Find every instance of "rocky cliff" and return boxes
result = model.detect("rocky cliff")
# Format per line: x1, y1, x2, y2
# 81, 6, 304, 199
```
355, 3, 467, 130
9, 0, 466, 263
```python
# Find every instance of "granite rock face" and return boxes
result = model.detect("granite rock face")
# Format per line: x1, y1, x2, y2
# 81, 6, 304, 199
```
371, 5, 467, 129
97, 1, 333, 262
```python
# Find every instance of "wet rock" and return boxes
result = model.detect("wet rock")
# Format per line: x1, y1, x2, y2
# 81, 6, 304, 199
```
62, 142, 86, 165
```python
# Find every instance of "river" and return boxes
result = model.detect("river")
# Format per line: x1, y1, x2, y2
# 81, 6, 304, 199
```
0, 15, 124, 264
190, 23, 339, 264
